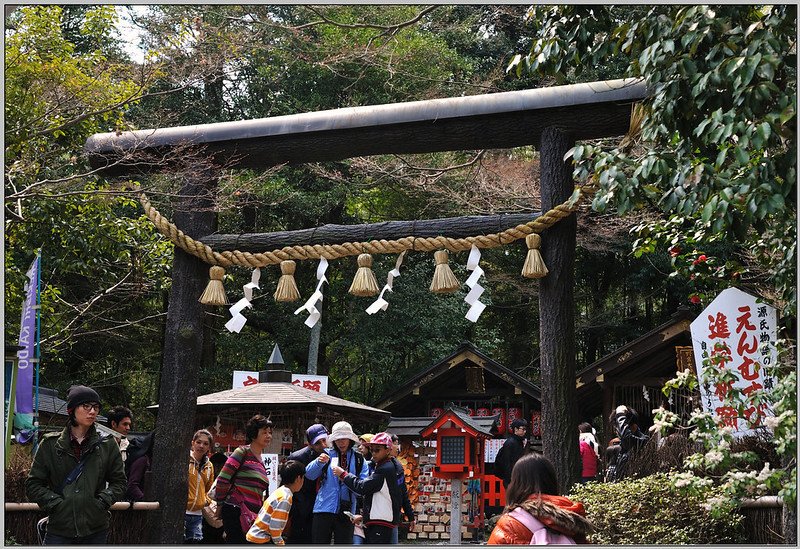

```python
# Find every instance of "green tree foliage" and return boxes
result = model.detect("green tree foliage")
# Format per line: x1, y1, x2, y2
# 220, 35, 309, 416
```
4, 6, 172, 424
515, 5, 796, 317
515, 3, 796, 530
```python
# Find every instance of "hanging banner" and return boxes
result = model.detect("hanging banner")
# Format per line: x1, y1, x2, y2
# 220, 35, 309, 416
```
15, 256, 39, 431
232, 371, 328, 394
262, 453, 279, 496
689, 287, 777, 436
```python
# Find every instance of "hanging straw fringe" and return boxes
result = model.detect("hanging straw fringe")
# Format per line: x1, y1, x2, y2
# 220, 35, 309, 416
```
274, 260, 300, 302
430, 250, 460, 293
199, 265, 229, 305
521, 233, 548, 278
349, 253, 380, 297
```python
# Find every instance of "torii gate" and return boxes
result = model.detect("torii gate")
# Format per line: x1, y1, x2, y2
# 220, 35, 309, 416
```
85, 78, 646, 543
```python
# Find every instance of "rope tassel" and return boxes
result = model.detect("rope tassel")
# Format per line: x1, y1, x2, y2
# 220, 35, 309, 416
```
199, 265, 229, 305
430, 250, 459, 293
521, 233, 548, 278
349, 253, 380, 297
274, 260, 301, 302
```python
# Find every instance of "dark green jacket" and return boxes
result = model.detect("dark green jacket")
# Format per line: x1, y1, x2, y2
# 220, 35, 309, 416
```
25, 424, 127, 538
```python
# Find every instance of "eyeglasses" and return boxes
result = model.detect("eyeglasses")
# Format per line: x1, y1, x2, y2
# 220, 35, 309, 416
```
80, 403, 101, 412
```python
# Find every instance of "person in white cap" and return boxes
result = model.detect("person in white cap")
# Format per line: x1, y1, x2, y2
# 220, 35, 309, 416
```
305, 421, 368, 544
332, 432, 402, 544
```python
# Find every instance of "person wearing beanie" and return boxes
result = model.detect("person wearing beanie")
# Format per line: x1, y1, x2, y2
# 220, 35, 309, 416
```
494, 418, 528, 489
286, 423, 329, 544
305, 421, 368, 544
26, 385, 127, 544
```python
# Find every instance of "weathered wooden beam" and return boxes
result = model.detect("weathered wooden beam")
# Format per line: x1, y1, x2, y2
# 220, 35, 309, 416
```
84, 79, 646, 175
538, 126, 579, 492
200, 213, 539, 252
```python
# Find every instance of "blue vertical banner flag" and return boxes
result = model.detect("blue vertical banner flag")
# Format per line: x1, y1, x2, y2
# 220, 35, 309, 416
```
14, 255, 39, 432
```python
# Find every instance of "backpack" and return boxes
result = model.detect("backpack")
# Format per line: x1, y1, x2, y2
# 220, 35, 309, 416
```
509, 507, 576, 545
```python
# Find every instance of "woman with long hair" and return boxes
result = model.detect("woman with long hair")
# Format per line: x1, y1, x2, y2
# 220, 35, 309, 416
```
488, 454, 594, 544
213, 415, 272, 544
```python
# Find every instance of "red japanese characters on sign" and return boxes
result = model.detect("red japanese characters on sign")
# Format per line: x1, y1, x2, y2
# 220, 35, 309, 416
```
292, 378, 322, 392
231, 371, 329, 394
690, 288, 777, 437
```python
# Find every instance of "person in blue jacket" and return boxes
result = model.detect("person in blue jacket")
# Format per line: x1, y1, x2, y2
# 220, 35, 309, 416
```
305, 421, 368, 544
332, 432, 401, 545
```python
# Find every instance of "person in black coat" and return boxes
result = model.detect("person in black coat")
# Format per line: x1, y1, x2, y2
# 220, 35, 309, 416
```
610, 404, 649, 480
285, 423, 329, 544
495, 419, 528, 489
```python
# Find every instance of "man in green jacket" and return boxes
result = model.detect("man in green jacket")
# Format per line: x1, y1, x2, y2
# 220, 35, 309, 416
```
26, 385, 127, 544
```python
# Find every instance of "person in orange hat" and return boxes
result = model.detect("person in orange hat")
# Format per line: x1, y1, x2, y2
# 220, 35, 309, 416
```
357, 433, 374, 460
488, 454, 594, 544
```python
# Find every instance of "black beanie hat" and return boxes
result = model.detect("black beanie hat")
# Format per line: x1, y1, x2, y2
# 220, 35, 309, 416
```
66, 385, 100, 411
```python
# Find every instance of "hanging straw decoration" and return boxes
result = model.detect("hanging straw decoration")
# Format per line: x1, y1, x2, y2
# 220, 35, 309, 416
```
199, 265, 229, 305
348, 253, 380, 297
430, 249, 459, 293
274, 260, 301, 302
521, 233, 548, 279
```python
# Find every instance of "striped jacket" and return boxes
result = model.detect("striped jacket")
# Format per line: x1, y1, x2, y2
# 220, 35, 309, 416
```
246, 485, 293, 545
214, 445, 269, 512
186, 452, 215, 512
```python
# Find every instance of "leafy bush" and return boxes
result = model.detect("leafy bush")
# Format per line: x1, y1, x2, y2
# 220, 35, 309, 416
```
569, 473, 746, 544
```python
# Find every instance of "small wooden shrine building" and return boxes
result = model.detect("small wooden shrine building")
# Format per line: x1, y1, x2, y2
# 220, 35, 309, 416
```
575, 308, 697, 442
374, 342, 542, 541
374, 341, 542, 433
150, 363, 389, 457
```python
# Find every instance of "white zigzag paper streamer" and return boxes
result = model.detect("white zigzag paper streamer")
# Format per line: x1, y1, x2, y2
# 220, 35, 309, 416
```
464, 245, 486, 322
366, 251, 406, 315
225, 268, 261, 333
294, 257, 329, 328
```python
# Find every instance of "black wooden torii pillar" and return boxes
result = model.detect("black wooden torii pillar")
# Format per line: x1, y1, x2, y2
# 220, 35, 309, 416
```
86, 78, 646, 543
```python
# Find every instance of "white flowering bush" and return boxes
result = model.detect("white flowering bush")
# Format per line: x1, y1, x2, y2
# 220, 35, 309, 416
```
653, 339, 796, 518
570, 473, 745, 544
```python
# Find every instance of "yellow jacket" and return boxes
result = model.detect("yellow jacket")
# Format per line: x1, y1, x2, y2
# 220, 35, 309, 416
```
187, 453, 215, 512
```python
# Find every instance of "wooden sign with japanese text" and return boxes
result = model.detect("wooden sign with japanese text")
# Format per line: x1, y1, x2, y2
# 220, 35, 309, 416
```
232, 371, 328, 394
690, 287, 777, 436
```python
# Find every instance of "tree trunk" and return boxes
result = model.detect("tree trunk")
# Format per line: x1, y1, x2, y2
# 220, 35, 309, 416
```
537, 126, 579, 492
147, 170, 217, 544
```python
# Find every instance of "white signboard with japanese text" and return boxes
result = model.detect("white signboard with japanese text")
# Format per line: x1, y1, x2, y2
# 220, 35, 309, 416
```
233, 371, 328, 394
689, 287, 777, 436
484, 438, 504, 463
262, 453, 279, 496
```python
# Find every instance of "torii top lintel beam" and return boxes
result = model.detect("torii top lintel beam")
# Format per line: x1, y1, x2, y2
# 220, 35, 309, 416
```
85, 78, 646, 176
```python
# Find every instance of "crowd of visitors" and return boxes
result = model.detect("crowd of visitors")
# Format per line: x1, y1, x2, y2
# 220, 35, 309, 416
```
25, 383, 647, 545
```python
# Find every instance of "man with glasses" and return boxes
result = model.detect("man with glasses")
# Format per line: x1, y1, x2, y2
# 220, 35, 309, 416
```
332, 432, 401, 544
26, 385, 127, 545
494, 419, 528, 489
